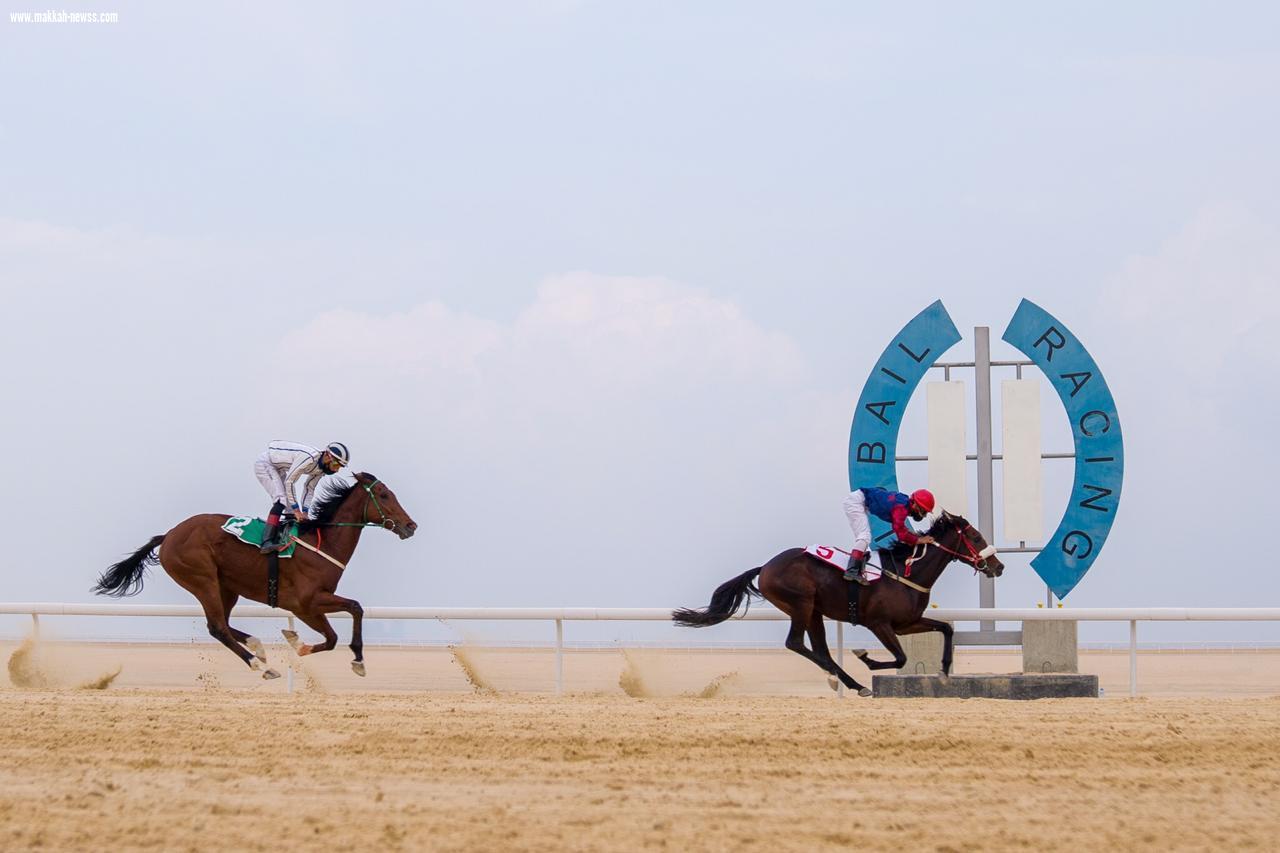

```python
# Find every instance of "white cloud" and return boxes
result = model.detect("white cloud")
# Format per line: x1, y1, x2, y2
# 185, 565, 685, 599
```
1099, 204, 1280, 380
263, 273, 844, 605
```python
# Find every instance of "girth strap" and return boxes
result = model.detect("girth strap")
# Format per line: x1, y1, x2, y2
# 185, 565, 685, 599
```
266, 552, 279, 607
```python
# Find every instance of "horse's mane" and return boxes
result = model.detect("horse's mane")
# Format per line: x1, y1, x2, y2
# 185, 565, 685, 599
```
926, 510, 962, 537
296, 472, 378, 533
880, 511, 963, 558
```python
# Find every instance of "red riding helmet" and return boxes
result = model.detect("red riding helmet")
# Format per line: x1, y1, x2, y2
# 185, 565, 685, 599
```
910, 489, 936, 513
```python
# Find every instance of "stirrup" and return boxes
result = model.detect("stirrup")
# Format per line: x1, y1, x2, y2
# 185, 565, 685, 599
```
845, 571, 870, 585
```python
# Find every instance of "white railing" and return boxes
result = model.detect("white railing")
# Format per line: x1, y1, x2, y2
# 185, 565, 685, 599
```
4, 603, 1279, 697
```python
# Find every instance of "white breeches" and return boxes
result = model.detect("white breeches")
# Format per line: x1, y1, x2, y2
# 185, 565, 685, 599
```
253, 455, 287, 505
843, 490, 871, 553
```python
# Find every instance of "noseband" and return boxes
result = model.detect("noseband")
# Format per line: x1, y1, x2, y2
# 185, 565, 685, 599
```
360, 479, 400, 533
930, 520, 998, 572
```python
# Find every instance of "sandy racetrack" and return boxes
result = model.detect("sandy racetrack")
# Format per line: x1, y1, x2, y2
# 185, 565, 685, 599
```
2, 684, 1278, 852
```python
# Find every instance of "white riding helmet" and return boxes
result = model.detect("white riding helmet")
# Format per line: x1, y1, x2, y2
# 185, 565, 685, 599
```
325, 442, 350, 467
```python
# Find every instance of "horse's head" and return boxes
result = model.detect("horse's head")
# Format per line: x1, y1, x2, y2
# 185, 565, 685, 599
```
931, 512, 1003, 578
353, 472, 418, 540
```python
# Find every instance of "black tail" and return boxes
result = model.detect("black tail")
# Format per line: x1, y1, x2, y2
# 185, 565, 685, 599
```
672, 567, 763, 627
93, 534, 165, 597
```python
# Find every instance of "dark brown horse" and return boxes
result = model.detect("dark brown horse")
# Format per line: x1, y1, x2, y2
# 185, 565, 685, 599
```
673, 511, 1004, 696
93, 472, 416, 679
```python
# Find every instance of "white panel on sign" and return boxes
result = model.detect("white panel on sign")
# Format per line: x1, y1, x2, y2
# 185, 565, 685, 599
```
926, 381, 967, 515
1002, 379, 1043, 541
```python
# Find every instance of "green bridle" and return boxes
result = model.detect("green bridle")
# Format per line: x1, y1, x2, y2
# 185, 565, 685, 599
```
321, 479, 399, 532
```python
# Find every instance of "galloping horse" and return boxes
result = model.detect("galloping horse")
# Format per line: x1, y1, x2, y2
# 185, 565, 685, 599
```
93, 472, 416, 679
673, 511, 1003, 695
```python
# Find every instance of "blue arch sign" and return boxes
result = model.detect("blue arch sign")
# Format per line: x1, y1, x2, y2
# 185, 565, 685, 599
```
1002, 299, 1124, 598
847, 300, 962, 546
848, 298, 1124, 598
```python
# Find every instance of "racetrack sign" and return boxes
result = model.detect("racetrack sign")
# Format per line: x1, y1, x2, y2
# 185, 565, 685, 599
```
848, 298, 1124, 600
1002, 299, 1124, 598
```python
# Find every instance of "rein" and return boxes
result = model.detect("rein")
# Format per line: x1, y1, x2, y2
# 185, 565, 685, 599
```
874, 521, 998, 594
873, 545, 933, 593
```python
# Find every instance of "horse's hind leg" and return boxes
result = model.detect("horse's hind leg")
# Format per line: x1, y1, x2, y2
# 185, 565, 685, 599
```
807, 611, 869, 696
220, 589, 267, 663
175, 574, 279, 680
781, 609, 851, 693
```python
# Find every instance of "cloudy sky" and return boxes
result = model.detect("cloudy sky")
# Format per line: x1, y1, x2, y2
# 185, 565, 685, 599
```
3, 2, 1278, 644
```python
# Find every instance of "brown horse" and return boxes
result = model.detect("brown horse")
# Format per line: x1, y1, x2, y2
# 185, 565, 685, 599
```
673, 511, 1004, 696
93, 472, 417, 679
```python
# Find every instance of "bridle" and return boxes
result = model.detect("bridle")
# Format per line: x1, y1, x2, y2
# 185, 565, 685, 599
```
285, 479, 402, 570
317, 479, 402, 535
304, 479, 399, 532
926, 516, 998, 573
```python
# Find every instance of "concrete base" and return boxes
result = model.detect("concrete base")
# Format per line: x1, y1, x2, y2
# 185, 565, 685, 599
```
872, 673, 1099, 699
1022, 620, 1079, 673
897, 632, 944, 675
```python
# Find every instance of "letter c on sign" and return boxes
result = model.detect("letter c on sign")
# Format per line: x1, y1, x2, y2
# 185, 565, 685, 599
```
1080, 410, 1111, 437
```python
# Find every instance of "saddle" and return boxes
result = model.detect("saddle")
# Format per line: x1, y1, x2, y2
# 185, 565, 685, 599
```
220, 516, 299, 608
220, 516, 299, 558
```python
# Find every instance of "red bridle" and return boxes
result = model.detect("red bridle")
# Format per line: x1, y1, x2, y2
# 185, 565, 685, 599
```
929, 519, 998, 571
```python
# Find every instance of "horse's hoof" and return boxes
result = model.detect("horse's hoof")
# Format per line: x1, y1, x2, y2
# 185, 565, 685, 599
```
852, 648, 867, 658
281, 629, 300, 649
297, 645, 313, 657
248, 658, 262, 671
246, 637, 267, 663
858, 687, 872, 698
352, 660, 366, 677
827, 674, 839, 692
262, 668, 281, 680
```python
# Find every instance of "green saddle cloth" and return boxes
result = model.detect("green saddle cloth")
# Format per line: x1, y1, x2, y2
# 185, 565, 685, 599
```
221, 517, 299, 558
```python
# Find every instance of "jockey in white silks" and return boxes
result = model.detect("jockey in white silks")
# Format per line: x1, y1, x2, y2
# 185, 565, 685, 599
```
253, 441, 350, 553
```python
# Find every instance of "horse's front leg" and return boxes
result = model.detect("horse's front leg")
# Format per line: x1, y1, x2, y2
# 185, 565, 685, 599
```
311, 591, 366, 677
898, 617, 955, 675
852, 622, 908, 671
283, 611, 339, 659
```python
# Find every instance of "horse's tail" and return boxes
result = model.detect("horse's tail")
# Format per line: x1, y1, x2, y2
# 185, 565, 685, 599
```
672, 567, 763, 628
93, 534, 165, 597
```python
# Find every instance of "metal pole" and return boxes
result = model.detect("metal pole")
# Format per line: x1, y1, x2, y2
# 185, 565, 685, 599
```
1046, 585, 1054, 609
836, 622, 845, 698
555, 618, 564, 695
287, 614, 295, 694
30, 613, 39, 637
1129, 620, 1137, 697
974, 327, 996, 631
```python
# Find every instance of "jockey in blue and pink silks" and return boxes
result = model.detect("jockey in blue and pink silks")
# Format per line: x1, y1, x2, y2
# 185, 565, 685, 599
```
842, 486, 936, 584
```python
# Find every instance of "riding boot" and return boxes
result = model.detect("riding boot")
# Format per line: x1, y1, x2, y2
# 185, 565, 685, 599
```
258, 521, 282, 553
843, 551, 869, 584
259, 502, 285, 554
